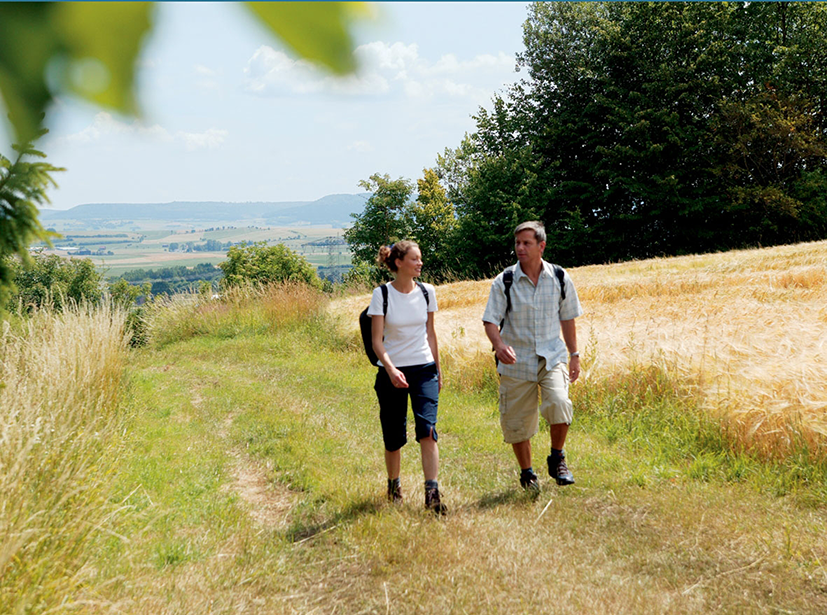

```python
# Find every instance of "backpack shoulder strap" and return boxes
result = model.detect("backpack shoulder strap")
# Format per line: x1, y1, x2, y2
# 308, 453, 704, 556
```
381, 283, 388, 316
503, 268, 514, 312
551, 264, 566, 301
499, 267, 515, 331
415, 281, 430, 308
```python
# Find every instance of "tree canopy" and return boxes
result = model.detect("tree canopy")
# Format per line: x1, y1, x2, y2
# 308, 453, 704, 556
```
344, 170, 458, 284
445, 1, 827, 274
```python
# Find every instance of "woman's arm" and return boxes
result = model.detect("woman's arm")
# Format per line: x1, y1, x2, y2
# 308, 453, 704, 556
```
372, 314, 408, 388
426, 311, 442, 392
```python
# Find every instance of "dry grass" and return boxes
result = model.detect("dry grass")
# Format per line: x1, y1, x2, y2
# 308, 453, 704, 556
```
148, 281, 328, 347
329, 240, 827, 458
0, 304, 128, 613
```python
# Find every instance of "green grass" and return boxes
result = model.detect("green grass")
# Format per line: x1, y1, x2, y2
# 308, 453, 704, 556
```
14, 288, 827, 613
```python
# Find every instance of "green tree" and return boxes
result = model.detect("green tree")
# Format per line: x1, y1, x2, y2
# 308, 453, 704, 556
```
0, 135, 63, 307
8, 254, 103, 312
219, 242, 321, 289
455, 2, 827, 267
108, 278, 151, 308
408, 168, 457, 282
344, 174, 414, 276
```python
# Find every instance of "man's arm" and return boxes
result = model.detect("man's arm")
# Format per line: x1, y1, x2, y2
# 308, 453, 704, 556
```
560, 318, 580, 382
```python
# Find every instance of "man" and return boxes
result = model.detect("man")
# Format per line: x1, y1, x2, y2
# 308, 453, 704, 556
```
482, 221, 584, 491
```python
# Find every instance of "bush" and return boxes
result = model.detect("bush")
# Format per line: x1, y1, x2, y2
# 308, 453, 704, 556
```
219, 242, 322, 289
6, 254, 103, 312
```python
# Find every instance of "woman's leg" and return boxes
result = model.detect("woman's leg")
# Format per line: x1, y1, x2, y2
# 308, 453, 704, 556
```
419, 432, 439, 481
385, 448, 401, 479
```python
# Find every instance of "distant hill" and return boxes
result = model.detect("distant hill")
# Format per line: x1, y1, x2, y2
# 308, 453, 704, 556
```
39, 194, 370, 226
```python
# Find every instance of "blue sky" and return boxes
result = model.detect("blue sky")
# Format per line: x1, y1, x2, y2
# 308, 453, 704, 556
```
3, 2, 530, 210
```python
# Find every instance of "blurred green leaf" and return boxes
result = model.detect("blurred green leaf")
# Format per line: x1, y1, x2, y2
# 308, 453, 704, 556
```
52, 2, 153, 114
0, 1, 363, 144
245, 1, 362, 75
0, 3, 61, 145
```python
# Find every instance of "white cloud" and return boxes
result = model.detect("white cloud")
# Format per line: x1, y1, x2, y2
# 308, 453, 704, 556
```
194, 64, 216, 77
178, 128, 228, 151
347, 140, 373, 153
242, 42, 516, 102
61, 112, 227, 151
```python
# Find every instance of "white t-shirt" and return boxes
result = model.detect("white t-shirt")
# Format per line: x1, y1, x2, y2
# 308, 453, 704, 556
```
367, 282, 437, 367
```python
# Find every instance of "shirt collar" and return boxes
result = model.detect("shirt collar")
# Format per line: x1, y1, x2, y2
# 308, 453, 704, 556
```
513, 260, 550, 282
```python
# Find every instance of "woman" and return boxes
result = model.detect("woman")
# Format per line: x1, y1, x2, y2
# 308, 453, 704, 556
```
368, 240, 445, 514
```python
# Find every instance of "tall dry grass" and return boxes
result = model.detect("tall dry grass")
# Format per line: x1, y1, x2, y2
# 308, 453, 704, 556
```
147, 281, 329, 347
0, 304, 128, 613
329, 240, 827, 458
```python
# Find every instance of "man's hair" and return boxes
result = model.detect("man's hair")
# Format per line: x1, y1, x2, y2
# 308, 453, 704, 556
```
514, 221, 546, 244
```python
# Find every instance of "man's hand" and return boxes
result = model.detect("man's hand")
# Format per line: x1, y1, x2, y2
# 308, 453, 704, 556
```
569, 356, 581, 383
495, 344, 517, 365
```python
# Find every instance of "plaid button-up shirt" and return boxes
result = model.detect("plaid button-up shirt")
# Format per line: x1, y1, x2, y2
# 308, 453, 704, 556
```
482, 261, 584, 381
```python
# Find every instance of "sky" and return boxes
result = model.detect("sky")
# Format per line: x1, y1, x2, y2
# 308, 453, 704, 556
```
2, 2, 530, 210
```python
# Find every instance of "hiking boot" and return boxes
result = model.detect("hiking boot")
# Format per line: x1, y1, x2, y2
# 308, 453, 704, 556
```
388, 480, 403, 503
425, 487, 447, 515
519, 470, 540, 493
547, 449, 575, 486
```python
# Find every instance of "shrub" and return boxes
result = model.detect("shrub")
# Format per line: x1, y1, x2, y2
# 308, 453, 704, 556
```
219, 242, 321, 289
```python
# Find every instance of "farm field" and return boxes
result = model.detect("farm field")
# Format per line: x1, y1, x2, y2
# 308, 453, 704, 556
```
3, 242, 826, 614
37, 222, 351, 278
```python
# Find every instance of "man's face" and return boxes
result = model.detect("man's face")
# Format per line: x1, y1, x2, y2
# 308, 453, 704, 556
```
514, 230, 545, 266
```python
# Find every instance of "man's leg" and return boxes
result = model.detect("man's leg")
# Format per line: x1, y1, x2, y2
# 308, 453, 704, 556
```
499, 375, 541, 491
549, 423, 569, 450
540, 363, 575, 485
512, 439, 533, 469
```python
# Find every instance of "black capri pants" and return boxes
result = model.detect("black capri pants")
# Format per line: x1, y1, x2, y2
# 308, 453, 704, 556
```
374, 362, 439, 452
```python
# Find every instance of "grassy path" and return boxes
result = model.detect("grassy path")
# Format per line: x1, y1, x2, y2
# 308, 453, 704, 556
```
100, 324, 827, 614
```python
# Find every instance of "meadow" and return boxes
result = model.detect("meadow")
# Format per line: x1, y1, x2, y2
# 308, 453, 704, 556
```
1, 241, 826, 613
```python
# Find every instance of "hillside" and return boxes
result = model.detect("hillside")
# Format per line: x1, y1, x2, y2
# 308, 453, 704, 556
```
38, 193, 370, 226
4, 242, 827, 613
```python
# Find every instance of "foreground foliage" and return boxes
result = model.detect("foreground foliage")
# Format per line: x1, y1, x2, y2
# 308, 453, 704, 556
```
0, 137, 63, 308
0, 305, 127, 613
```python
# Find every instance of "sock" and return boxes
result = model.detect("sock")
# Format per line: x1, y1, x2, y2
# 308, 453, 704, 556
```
520, 467, 536, 480
388, 477, 400, 492
551, 447, 564, 457
424, 479, 439, 491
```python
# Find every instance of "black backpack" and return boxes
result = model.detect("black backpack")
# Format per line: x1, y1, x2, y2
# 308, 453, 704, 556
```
360, 282, 430, 366
495, 264, 565, 364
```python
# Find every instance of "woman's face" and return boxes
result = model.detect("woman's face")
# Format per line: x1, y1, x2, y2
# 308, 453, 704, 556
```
395, 246, 423, 278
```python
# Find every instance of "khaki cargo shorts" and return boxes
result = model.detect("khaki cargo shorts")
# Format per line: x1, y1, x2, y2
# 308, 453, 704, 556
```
498, 359, 573, 444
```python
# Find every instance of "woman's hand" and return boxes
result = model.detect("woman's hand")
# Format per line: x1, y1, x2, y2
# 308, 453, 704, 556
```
388, 367, 409, 389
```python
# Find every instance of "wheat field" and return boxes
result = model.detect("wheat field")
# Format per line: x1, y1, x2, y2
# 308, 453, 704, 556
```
331, 240, 827, 458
